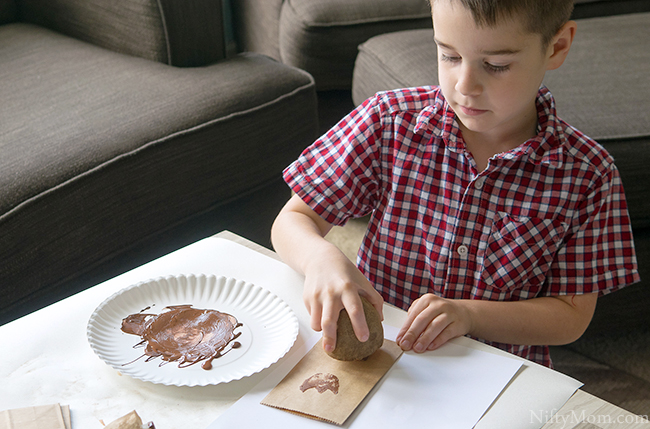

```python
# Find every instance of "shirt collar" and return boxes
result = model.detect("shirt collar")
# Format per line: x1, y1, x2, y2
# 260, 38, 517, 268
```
416, 86, 567, 168
520, 86, 566, 168
415, 89, 463, 150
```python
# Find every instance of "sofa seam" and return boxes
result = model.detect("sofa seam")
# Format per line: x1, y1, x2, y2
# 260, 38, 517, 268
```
0, 75, 315, 223
154, 0, 173, 65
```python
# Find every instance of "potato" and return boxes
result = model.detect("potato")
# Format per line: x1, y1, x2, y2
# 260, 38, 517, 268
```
327, 297, 383, 361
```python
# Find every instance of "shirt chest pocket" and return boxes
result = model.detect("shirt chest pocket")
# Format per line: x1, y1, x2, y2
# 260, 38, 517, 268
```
480, 212, 568, 292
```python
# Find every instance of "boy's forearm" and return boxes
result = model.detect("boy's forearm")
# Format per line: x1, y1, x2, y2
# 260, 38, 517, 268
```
270, 196, 335, 276
461, 293, 598, 346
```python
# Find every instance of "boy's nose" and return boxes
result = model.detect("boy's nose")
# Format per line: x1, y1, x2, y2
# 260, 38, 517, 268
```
455, 65, 482, 97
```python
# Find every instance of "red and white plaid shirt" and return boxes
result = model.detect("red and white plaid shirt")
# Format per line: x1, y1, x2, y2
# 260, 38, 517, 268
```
284, 86, 640, 367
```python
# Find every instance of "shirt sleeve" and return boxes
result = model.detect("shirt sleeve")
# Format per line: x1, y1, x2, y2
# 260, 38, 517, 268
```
543, 164, 640, 297
283, 95, 388, 226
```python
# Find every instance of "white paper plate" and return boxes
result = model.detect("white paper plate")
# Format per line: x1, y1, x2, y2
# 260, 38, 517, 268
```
87, 274, 299, 386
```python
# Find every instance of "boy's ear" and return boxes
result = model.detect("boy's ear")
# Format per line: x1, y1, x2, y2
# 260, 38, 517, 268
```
547, 20, 577, 70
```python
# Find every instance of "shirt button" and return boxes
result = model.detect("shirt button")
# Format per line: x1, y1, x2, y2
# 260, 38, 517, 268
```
457, 245, 469, 257
475, 177, 485, 189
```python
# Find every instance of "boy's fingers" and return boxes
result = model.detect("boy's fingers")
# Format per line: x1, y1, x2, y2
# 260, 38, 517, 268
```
397, 317, 425, 351
396, 298, 427, 346
396, 319, 412, 346
320, 300, 340, 353
306, 298, 323, 332
342, 292, 370, 343
426, 324, 457, 351
398, 302, 442, 351
411, 313, 449, 352
310, 310, 323, 333
362, 289, 385, 321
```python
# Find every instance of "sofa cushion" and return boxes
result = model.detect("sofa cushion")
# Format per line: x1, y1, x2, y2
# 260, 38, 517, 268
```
279, 0, 431, 90
543, 13, 650, 141
0, 23, 317, 323
352, 28, 436, 104
351, 12, 650, 333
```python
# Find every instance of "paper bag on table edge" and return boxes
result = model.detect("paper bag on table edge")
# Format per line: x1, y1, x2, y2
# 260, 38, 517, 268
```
0, 404, 70, 429
261, 338, 403, 425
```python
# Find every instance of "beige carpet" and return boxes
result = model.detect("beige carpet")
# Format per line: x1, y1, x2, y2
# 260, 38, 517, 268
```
325, 217, 650, 417
324, 216, 370, 262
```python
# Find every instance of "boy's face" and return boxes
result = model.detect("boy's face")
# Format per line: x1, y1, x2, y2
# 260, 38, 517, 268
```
432, 0, 553, 147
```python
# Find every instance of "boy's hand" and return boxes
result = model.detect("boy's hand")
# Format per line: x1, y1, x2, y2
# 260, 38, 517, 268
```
396, 294, 473, 353
271, 194, 384, 354
303, 249, 384, 353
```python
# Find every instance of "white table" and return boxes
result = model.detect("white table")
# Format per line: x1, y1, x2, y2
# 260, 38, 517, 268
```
1, 232, 647, 429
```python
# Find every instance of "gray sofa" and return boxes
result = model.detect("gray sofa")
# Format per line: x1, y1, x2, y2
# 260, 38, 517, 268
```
0, 0, 319, 325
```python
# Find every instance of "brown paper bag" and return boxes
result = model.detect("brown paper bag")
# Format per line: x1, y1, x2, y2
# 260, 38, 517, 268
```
104, 410, 144, 429
0, 404, 69, 429
60, 406, 71, 429
261, 338, 403, 425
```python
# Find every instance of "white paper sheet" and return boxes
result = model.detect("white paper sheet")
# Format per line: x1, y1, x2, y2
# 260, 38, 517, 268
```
209, 325, 523, 428
468, 335, 584, 429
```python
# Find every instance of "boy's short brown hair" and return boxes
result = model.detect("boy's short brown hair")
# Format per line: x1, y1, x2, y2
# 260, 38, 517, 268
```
434, 0, 574, 47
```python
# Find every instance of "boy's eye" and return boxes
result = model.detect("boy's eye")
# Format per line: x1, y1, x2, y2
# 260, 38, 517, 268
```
440, 54, 510, 74
440, 53, 461, 63
485, 62, 510, 73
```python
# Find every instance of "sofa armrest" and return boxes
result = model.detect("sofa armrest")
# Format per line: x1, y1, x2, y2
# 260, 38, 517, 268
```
16, 0, 225, 66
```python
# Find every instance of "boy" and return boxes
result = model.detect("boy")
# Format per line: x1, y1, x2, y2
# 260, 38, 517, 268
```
271, 0, 639, 367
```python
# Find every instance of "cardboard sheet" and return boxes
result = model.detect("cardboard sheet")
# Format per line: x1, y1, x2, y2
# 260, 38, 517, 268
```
261, 339, 403, 425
